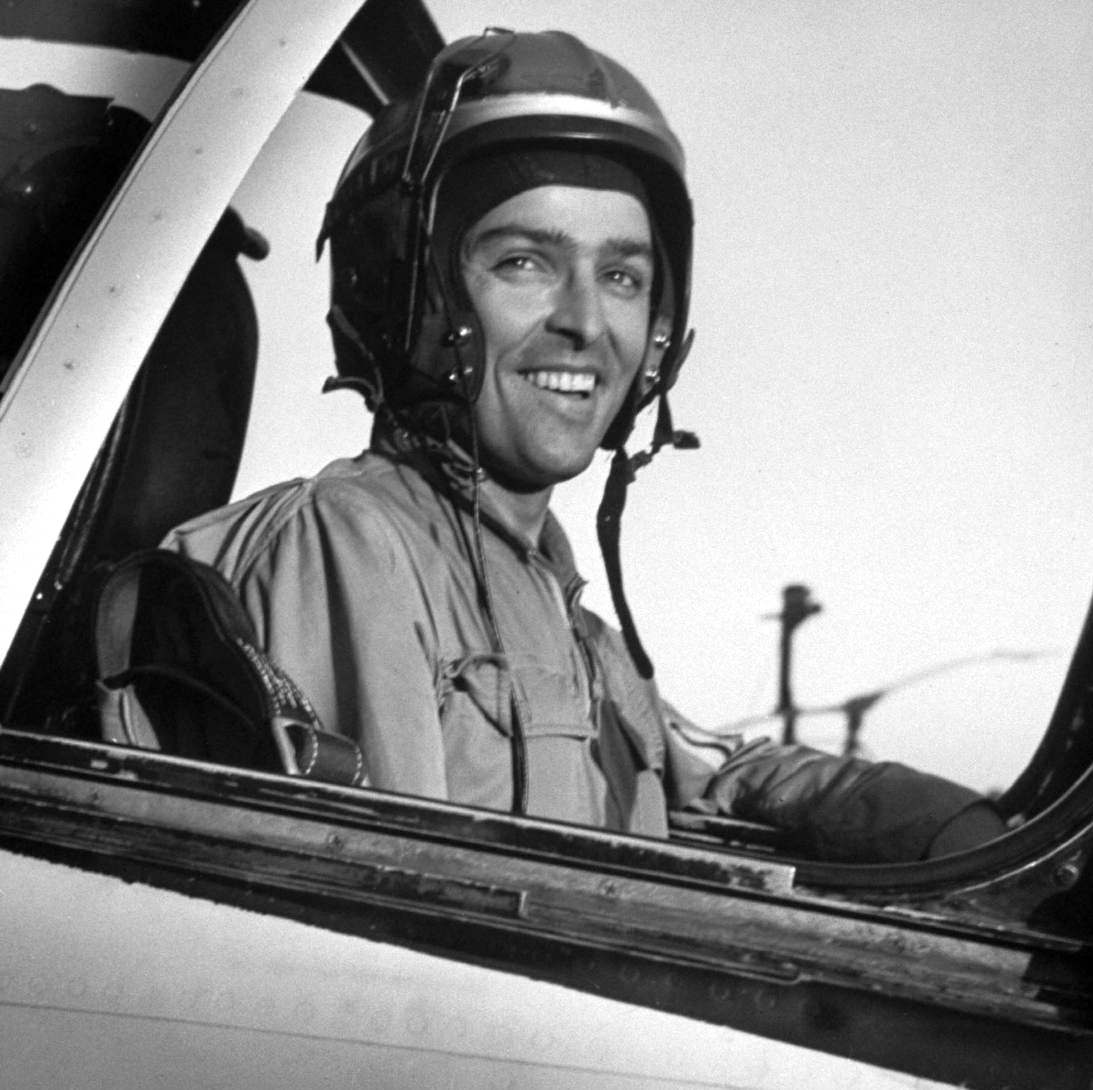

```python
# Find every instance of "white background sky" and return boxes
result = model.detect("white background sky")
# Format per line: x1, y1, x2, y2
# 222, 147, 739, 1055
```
232, 1, 1093, 794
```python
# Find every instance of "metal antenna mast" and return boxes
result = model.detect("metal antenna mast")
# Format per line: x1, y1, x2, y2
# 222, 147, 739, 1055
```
772, 584, 822, 745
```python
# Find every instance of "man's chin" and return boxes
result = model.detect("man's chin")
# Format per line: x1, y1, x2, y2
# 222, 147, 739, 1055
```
486, 451, 599, 494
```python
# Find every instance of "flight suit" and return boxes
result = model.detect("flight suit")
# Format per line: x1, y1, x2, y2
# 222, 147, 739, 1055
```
165, 433, 991, 861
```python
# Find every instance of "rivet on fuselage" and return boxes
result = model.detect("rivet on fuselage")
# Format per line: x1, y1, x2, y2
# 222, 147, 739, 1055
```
1052, 857, 1083, 888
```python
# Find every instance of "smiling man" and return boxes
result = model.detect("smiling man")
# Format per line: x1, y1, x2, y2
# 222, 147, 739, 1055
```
165, 29, 1004, 861
461, 177, 654, 518
461, 184, 647, 496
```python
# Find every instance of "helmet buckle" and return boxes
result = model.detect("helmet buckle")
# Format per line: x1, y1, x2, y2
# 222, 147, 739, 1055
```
446, 362, 475, 385
443, 324, 473, 347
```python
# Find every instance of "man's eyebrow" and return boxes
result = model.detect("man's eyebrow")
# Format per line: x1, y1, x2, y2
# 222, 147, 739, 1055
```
608, 237, 656, 261
463, 224, 654, 261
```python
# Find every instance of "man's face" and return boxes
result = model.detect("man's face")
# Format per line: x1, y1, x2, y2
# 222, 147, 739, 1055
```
460, 185, 653, 492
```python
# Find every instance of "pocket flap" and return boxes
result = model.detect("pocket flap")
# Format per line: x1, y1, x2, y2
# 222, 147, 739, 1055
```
439, 652, 594, 740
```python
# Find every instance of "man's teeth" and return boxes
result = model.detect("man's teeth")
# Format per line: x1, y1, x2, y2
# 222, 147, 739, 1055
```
522, 370, 596, 394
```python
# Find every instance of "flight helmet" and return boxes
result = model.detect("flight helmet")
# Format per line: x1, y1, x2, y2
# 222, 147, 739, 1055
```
319, 28, 695, 452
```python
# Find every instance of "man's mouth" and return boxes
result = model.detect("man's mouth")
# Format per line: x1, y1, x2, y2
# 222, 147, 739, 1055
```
520, 370, 597, 397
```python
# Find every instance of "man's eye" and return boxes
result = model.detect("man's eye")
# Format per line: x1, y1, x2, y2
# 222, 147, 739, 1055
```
604, 268, 647, 295
495, 254, 542, 273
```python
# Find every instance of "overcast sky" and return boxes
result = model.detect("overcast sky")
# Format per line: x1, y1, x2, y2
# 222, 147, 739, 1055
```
233, 1, 1093, 794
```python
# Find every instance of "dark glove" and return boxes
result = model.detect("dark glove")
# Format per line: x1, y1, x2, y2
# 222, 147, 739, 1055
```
924, 800, 1007, 858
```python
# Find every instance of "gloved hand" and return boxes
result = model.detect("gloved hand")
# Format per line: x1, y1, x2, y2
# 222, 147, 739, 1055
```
924, 801, 1007, 858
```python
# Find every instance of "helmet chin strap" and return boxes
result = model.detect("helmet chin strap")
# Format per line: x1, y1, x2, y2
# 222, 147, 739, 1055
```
597, 331, 698, 680
597, 446, 652, 676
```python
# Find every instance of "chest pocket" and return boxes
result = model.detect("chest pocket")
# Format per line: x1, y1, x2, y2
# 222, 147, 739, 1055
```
436, 651, 600, 818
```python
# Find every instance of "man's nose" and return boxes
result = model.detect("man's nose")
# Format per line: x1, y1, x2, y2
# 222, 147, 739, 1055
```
546, 269, 605, 348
